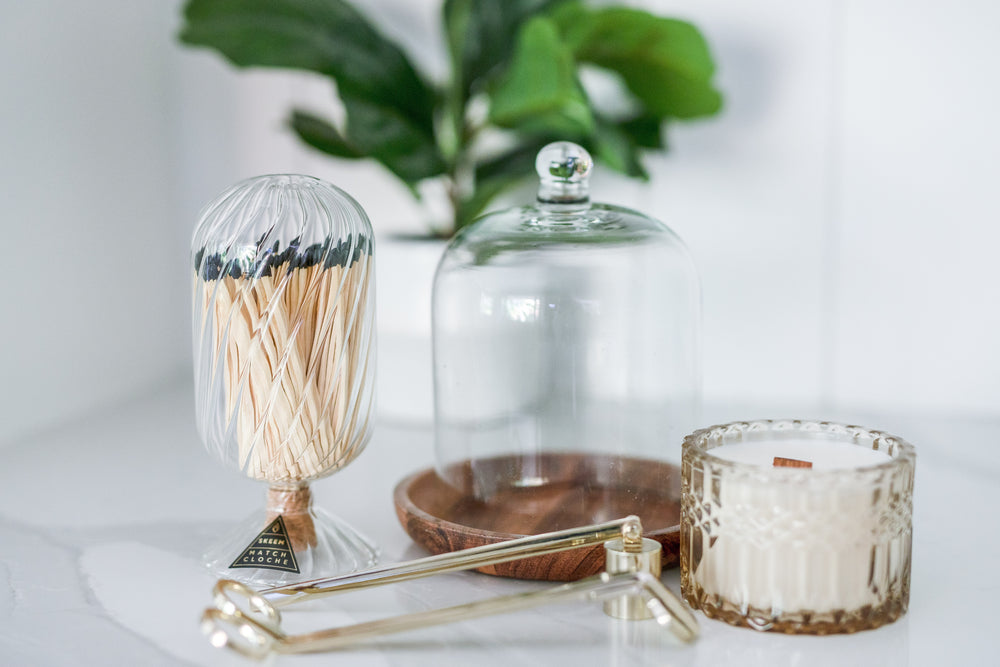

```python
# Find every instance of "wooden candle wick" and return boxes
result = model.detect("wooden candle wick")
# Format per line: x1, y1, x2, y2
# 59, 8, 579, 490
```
773, 456, 813, 468
266, 484, 318, 552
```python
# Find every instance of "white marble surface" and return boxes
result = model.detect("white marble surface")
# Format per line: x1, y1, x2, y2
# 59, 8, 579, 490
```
1, 382, 997, 666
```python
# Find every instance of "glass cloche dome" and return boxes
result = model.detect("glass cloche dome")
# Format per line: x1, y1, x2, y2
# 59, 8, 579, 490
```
432, 142, 701, 531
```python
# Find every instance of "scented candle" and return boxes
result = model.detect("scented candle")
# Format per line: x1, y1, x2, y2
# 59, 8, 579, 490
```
680, 420, 915, 634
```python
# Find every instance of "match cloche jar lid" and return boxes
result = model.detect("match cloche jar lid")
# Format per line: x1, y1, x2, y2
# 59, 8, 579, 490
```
432, 142, 701, 523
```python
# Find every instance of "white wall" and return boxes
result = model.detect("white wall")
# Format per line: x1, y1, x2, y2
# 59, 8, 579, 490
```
2, 0, 997, 443
833, 0, 1000, 415
0, 2, 188, 444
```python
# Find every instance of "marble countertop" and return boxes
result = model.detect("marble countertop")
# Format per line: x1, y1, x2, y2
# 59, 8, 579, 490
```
1, 382, 997, 666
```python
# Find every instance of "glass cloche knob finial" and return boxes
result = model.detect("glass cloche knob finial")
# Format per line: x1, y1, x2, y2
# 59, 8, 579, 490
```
535, 141, 593, 204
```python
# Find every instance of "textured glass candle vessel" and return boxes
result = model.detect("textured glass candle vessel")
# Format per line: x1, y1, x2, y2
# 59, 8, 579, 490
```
192, 174, 377, 586
432, 142, 700, 533
680, 420, 915, 634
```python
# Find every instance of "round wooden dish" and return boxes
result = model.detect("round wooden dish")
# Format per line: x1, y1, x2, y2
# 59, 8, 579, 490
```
393, 453, 682, 581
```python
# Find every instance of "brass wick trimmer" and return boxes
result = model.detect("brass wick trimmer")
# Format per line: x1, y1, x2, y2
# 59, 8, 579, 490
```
202, 516, 698, 658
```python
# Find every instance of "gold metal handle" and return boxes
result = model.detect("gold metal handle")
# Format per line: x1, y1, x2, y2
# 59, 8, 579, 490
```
202, 516, 699, 658
260, 515, 644, 607
202, 571, 696, 659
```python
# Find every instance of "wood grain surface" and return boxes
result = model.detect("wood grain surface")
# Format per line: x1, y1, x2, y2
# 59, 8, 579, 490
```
393, 453, 681, 581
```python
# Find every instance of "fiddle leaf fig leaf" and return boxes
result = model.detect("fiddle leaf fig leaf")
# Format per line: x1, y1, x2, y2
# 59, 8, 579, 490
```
552, 4, 722, 119
180, 0, 437, 133
456, 144, 540, 229
475, 144, 540, 185
590, 118, 648, 180
340, 94, 447, 186
457, 179, 513, 231
620, 114, 666, 149
489, 17, 595, 137
444, 0, 570, 98
289, 110, 360, 159
291, 102, 447, 187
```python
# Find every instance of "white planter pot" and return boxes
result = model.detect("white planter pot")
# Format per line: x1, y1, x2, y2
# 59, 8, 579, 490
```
375, 236, 448, 424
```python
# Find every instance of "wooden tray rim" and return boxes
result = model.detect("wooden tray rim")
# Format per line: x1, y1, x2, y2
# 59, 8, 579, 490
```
393, 465, 681, 544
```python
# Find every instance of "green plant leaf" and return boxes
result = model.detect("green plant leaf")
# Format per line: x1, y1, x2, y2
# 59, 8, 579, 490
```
444, 0, 570, 98
620, 114, 665, 149
475, 144, 540, 185
488, 17, 595, 137
340, 94, 447, 186
455, 144, 541, 229
289, 110, 360, 158
552, 4, 722, 119
290, 102, 447, 187
456, 180, 511, 231
180, 0, 437, 133
590, 119, 648, 180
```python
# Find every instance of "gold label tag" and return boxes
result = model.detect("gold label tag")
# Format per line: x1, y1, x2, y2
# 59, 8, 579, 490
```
229, 516, 300, 573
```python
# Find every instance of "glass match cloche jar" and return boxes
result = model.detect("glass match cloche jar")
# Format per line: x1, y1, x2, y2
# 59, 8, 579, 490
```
191, 174, 377, 586
432, 142, 701, 531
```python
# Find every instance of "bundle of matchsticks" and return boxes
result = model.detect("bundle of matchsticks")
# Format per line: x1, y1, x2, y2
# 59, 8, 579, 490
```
195, 235, 374, 486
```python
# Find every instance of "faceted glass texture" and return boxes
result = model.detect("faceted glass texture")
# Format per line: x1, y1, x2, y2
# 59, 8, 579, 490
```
680, 420, 916, 634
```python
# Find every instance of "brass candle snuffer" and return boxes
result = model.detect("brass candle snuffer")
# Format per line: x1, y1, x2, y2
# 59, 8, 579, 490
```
201, 516, 699, 658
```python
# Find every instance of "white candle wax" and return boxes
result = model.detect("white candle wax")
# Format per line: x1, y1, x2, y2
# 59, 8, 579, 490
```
709, 439, 891, 469
693, 439, 902, 617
